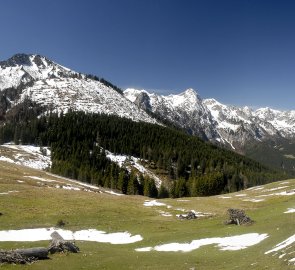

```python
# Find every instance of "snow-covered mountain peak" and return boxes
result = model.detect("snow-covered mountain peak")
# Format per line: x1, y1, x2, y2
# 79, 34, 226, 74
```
0, 54, 159, 125
164, 88, 202, 111
254, 107, 281, 120
0, 53, 78, 91
124, 88, 149, 103
0, 53, 66, 70
180, 88, 199, 98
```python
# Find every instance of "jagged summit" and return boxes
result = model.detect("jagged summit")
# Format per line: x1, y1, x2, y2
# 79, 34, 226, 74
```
0, 54, 158, 124
0, 53, 51, 68
124, 87, 295, 151
180, 88, 199, 97
124, 87, 218, 140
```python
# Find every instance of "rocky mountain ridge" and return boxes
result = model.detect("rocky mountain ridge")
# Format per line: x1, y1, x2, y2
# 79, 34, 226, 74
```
124, 88, 295, 152
1, 53, 294, 171
0, 54, 157, 124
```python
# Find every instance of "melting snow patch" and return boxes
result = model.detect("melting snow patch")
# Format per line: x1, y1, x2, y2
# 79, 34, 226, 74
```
0, 228, 142, 244
104, 190, 124, 196
247, 186, 264, 191
136, 233, 268, 252
265, 234, 295, 254
235, 194, 247, 197
284, 208, 295, 214
143, 200, 167, 207
276, 190, 295, 196
158, 210, 172, 217
263, 186, 289, 192
105, 151, 162, 188
0, 156, 15, 163
242, 198, 265, 202
218, 196, 231, 199
62, 185, 81, 191
279, 181, 289, 185
2, 144, 51, 170
257, 190, 295, 197
0, 190, 18, 195
24, 176, 56, 182
46, 173, 101, 191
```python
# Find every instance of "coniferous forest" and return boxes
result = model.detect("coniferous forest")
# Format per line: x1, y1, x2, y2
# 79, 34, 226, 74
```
0, 110, 288, 198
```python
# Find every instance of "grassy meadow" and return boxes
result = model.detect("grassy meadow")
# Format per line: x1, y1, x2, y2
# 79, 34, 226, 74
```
0, 160, 294, 269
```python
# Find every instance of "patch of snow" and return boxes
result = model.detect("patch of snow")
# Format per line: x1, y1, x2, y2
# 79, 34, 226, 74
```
247, 186, 264, 191
0, 190, 18, 195
258, 190, 295, 197
136, 233, 268, 252
62, 185, 81, 191
105, 190, 124, 196
2, 144, 51, 170
175, 208, 186, 212
24, 176, 56, 182
235, 194, 247, 197
106, 151, 162, 188
158, 210, 172, 217
284, 208, 295, 214
0, 228, 142, 244
46, 173, 101, 191
265, 234, 295, 254
0, 156, 15, 163
218, 196, 231, 199
17, 180, 24, 183
242, 198, 265, 202
177, 199, 190, 202
263, 186, 289, 192
176, 210, 211, 218
105, 152, 127, 167
279, 181, 289, 185
143, 200, 167, 207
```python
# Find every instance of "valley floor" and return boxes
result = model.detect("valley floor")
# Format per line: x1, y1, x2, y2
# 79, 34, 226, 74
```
0, 157, 294, 269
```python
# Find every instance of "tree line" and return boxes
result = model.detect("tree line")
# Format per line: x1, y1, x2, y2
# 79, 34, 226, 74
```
0, 111, 288, 197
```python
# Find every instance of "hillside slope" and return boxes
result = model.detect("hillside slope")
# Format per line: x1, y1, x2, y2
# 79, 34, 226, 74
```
0, 112, 288, 198
0, 160, 294, 269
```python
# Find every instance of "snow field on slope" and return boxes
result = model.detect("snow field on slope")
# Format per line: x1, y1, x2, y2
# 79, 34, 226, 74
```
1, 144, 51, 170
106, 151, 162, 187
135, 233, 268, 252
0, 228, 142, 244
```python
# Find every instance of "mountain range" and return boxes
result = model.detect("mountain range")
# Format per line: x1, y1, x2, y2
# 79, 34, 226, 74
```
124, 88, 295, 148
0, 53, 294, 172
124, 89, 295, 172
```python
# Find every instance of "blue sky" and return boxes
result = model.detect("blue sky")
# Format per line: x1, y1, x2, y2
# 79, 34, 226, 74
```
1, 0, 295, 110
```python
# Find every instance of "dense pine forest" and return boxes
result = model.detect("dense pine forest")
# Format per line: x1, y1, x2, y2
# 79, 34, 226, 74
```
0, 109, 288, 198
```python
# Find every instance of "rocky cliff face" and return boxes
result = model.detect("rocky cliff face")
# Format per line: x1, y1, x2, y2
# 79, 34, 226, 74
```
124, 88, 295, 152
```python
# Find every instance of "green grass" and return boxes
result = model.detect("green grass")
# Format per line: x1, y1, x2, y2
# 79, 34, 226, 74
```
0, 161, 295, 269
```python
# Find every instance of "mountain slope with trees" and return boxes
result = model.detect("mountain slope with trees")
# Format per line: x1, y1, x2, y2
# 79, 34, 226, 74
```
0, 111, 288, 198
